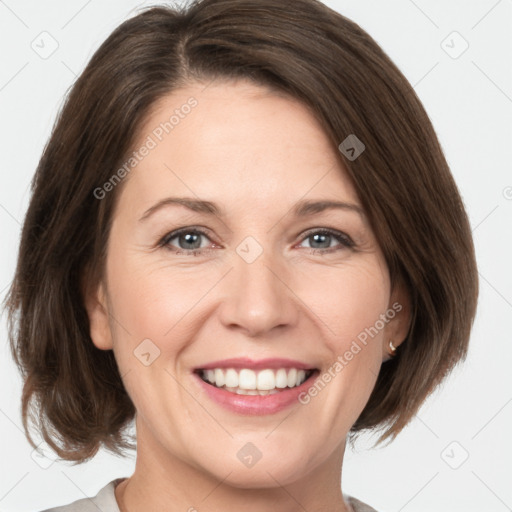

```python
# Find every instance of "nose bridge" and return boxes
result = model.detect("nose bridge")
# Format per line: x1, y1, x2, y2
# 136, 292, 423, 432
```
219, 239, 296, 336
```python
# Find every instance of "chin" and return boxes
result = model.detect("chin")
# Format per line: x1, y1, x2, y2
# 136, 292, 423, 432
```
197, 453, 314, 489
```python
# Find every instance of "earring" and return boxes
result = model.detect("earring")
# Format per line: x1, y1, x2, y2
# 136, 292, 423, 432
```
389, 340, 397, 356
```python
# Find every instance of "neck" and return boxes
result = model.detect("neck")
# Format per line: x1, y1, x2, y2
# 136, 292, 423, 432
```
115, 416, 354, 512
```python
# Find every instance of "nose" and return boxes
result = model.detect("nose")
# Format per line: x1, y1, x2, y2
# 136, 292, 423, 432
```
218, 247, 299, 337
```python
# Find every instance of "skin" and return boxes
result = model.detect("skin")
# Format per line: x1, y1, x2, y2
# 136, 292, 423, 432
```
85, 79, 410, 512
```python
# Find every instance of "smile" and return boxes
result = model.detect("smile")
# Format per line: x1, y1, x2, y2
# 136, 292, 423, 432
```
197, 367, 315, 395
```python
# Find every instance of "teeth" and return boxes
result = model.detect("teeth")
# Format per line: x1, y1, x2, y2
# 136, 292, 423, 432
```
257, 369, 275, 390
231, 387, 280, 396
214, 368, 224, 387
225, 368, 238, 388
239, 368, 257, 389
287, 368, 297, 387
200, 367, 312, 392
275, 368, 288, 388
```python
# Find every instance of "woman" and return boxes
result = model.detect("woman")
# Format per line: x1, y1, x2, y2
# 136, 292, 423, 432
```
4, 0, 478, 511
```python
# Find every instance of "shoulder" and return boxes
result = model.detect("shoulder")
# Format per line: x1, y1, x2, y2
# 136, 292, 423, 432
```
347, 495, 380, 512
38, 478, 126, 512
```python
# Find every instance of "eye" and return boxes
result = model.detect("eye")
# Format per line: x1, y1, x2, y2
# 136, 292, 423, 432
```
158, 227, 355, 256
159, 227, 214, 255
297, 228, 355, 254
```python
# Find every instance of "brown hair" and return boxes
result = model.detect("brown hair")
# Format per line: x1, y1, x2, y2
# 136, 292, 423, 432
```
3, 0, 478, 462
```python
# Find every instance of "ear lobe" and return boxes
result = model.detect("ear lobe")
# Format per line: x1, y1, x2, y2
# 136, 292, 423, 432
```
83, 277, 113, 351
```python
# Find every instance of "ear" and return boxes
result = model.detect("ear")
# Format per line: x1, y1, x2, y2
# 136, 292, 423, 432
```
82, 272, 113, 351
382, 278, 412, 361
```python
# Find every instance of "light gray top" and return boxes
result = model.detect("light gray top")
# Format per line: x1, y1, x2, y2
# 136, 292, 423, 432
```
39, 478, 378, 511
39, 478, 126, 512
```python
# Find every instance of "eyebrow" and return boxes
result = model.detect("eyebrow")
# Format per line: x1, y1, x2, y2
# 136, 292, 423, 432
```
138, 197, 366, 222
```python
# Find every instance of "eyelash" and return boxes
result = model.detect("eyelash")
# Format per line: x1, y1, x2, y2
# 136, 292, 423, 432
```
158, 226, 355, 256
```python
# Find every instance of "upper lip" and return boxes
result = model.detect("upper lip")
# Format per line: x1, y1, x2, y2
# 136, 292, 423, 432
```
195, 357, 317, 371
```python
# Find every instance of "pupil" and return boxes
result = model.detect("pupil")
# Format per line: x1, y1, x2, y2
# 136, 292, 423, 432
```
181, 233, 201, 249
311, 233, 329, 248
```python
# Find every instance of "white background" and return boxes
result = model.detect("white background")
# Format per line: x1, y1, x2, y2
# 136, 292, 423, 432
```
0, 1, 511, 511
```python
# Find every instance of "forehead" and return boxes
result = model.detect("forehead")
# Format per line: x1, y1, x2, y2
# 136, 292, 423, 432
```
118, 80, 359, 214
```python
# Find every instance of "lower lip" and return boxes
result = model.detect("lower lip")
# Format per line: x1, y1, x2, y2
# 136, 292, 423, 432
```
193, 370, 319, 415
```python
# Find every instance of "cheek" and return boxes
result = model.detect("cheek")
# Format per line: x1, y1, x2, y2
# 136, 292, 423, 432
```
300, 259, 390, 407
105, 256, 202, 417
105, 251, 220, 374
299, 258, 390, 342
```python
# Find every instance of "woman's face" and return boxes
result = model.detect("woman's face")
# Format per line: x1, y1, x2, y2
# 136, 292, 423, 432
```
87, 79, 409, 487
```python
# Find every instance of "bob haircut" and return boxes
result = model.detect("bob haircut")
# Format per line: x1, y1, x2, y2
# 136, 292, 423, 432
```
4, 0, 478, 462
